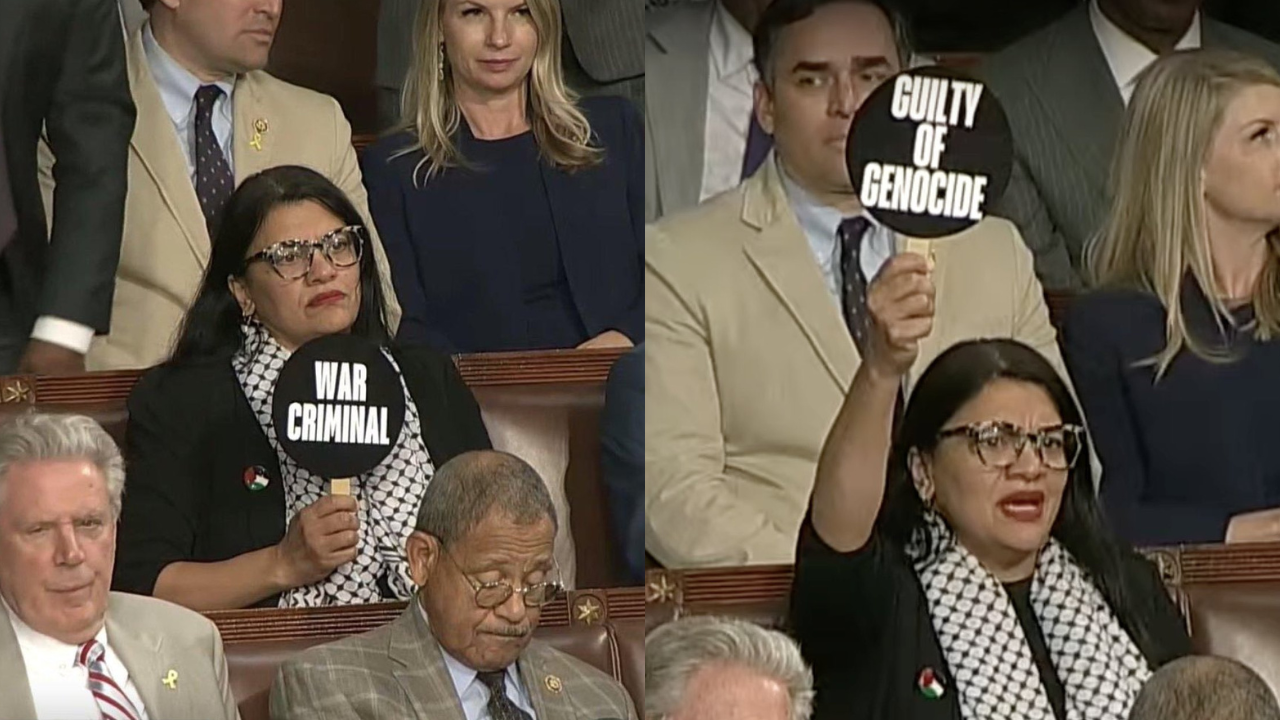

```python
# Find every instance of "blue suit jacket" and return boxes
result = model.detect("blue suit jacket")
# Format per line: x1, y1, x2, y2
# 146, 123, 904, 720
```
361, 96, 644, 353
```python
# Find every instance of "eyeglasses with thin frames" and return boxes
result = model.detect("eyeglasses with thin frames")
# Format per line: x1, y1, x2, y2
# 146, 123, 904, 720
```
437, 544, 563, 610
241, 225, 365, 280
936, 420, 1085, 471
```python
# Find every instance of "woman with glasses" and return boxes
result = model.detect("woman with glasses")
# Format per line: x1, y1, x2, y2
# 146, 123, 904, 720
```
791, 335, 1190, 720
1064, 50, 1280, 547
113, 166, 491, 610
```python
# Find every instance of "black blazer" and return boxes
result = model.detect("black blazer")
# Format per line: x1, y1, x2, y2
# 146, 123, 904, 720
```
114, 345, 492, 607
0, 0, 133, 332
790, 516, 1192, 720
361, 95, 644, 353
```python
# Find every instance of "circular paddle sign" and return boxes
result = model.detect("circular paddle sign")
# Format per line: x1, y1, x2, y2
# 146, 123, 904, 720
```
271, 334, 406, 478
846, 65, 1013, 238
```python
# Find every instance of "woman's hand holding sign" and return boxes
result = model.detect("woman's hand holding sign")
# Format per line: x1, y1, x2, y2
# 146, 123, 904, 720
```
277, 494, 361, 587
863, 252, 936, 381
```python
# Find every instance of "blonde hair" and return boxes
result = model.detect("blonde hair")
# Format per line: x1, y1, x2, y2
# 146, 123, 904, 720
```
1088, 48, 1280, 376
397, 0, 602, 182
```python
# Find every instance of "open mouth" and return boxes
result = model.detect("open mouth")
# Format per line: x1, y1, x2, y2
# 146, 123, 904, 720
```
997, 490, 1045, 523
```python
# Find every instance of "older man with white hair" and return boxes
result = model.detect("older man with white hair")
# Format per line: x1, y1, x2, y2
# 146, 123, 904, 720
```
645, 616, 814, 720
0, 413, 239, 720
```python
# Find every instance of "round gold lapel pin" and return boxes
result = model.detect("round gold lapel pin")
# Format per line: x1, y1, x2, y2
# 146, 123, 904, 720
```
544, 675, 563, 694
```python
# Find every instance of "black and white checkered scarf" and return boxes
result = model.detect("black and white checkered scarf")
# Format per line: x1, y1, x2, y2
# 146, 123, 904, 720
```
907, 510, 1151, 720
232, 320, 435, 607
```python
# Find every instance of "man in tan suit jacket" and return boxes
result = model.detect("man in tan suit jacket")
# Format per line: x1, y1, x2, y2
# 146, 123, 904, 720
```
49, 0, 400, 370
0, 413, 238, 720
270, 451, 636, 720
645, 0, 1067, 568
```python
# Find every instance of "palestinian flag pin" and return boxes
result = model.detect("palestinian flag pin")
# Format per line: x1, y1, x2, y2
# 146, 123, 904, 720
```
917, 667, 945, 699
243, 466, 269, 492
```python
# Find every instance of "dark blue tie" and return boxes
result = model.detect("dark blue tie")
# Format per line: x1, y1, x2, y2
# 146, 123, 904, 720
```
478, 670, 532, 720
838, 216, 873, 354
741, 110, 773, 181
840, 216, 905, 426
194, 85, 234, 237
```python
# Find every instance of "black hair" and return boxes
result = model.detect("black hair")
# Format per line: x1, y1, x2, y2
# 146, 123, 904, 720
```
879, 339, 1157, 653
751, 0, 913, 83
168, 165, 391, 364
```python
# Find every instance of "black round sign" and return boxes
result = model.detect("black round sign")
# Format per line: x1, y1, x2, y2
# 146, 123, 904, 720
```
271, 334, 406, 478
846, 65, 1013, 238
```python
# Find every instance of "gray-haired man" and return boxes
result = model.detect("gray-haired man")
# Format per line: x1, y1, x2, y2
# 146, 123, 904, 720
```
0, 413, 239, 720
645, 616, 814, 720
1129, 655, 1280, 720
270, 450, 637, 720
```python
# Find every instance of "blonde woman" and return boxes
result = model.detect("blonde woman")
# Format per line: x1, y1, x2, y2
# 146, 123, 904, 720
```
1063, 48, 1280, 548
360, 0, 642, 354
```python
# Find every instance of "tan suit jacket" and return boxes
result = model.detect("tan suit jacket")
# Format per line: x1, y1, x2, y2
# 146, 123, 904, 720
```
0, 592, 240, 720
269, 603, 637, 720
645, 156, 1068, 568
45, 29, 401, 370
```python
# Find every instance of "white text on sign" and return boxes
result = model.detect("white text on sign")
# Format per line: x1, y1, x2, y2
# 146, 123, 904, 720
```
860, 74, 991, 221
284, 361, 391, 445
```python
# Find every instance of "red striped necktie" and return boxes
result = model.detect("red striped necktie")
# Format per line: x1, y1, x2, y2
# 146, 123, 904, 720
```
76, 639, 143, 720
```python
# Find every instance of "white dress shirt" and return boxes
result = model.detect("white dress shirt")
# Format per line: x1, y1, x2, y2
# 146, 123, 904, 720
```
141, 21, 236, 182
421, 603, 537, 720
780, 163, 895, 307
699, 1, 757, 203
4, 597, 149, 720
1090, 0, 1201, 104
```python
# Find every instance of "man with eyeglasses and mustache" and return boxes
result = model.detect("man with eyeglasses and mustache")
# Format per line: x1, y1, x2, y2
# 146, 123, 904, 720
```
270, 450, 637, 720
39, 0, 402, 372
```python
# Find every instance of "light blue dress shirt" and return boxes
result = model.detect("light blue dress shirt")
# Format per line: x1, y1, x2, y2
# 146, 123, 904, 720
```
421, 603, 538, 720
779, 165, 895, 306
140, 21, 236, 182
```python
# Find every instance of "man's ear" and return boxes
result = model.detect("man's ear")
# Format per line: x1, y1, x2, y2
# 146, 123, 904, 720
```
407, 531, 440, 588
755, 79, 775, 136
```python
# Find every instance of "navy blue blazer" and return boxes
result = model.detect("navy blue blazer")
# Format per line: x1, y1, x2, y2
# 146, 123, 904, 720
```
361, 96, 644, 353
1062, 282, 1280, 545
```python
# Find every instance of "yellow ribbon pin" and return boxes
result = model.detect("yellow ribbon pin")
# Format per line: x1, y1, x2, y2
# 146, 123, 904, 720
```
162, 669, 178, 689
250, 118, 269, 151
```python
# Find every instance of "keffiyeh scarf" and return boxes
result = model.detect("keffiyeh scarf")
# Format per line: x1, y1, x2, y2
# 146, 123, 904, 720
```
232, 321, 435, 607
907, 510, 1151, 720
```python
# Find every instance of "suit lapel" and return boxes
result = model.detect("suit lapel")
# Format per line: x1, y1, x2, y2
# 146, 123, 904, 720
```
390, 603, 468, 720
518, 645, 573, 720
105, 597, 174, 718
646, 2, 712, 215
232, 73, 275, 182
741, 160, 857, 390
1033, 5, 1123, 205
0, 601, 38, 720
126, 29, 211, 265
